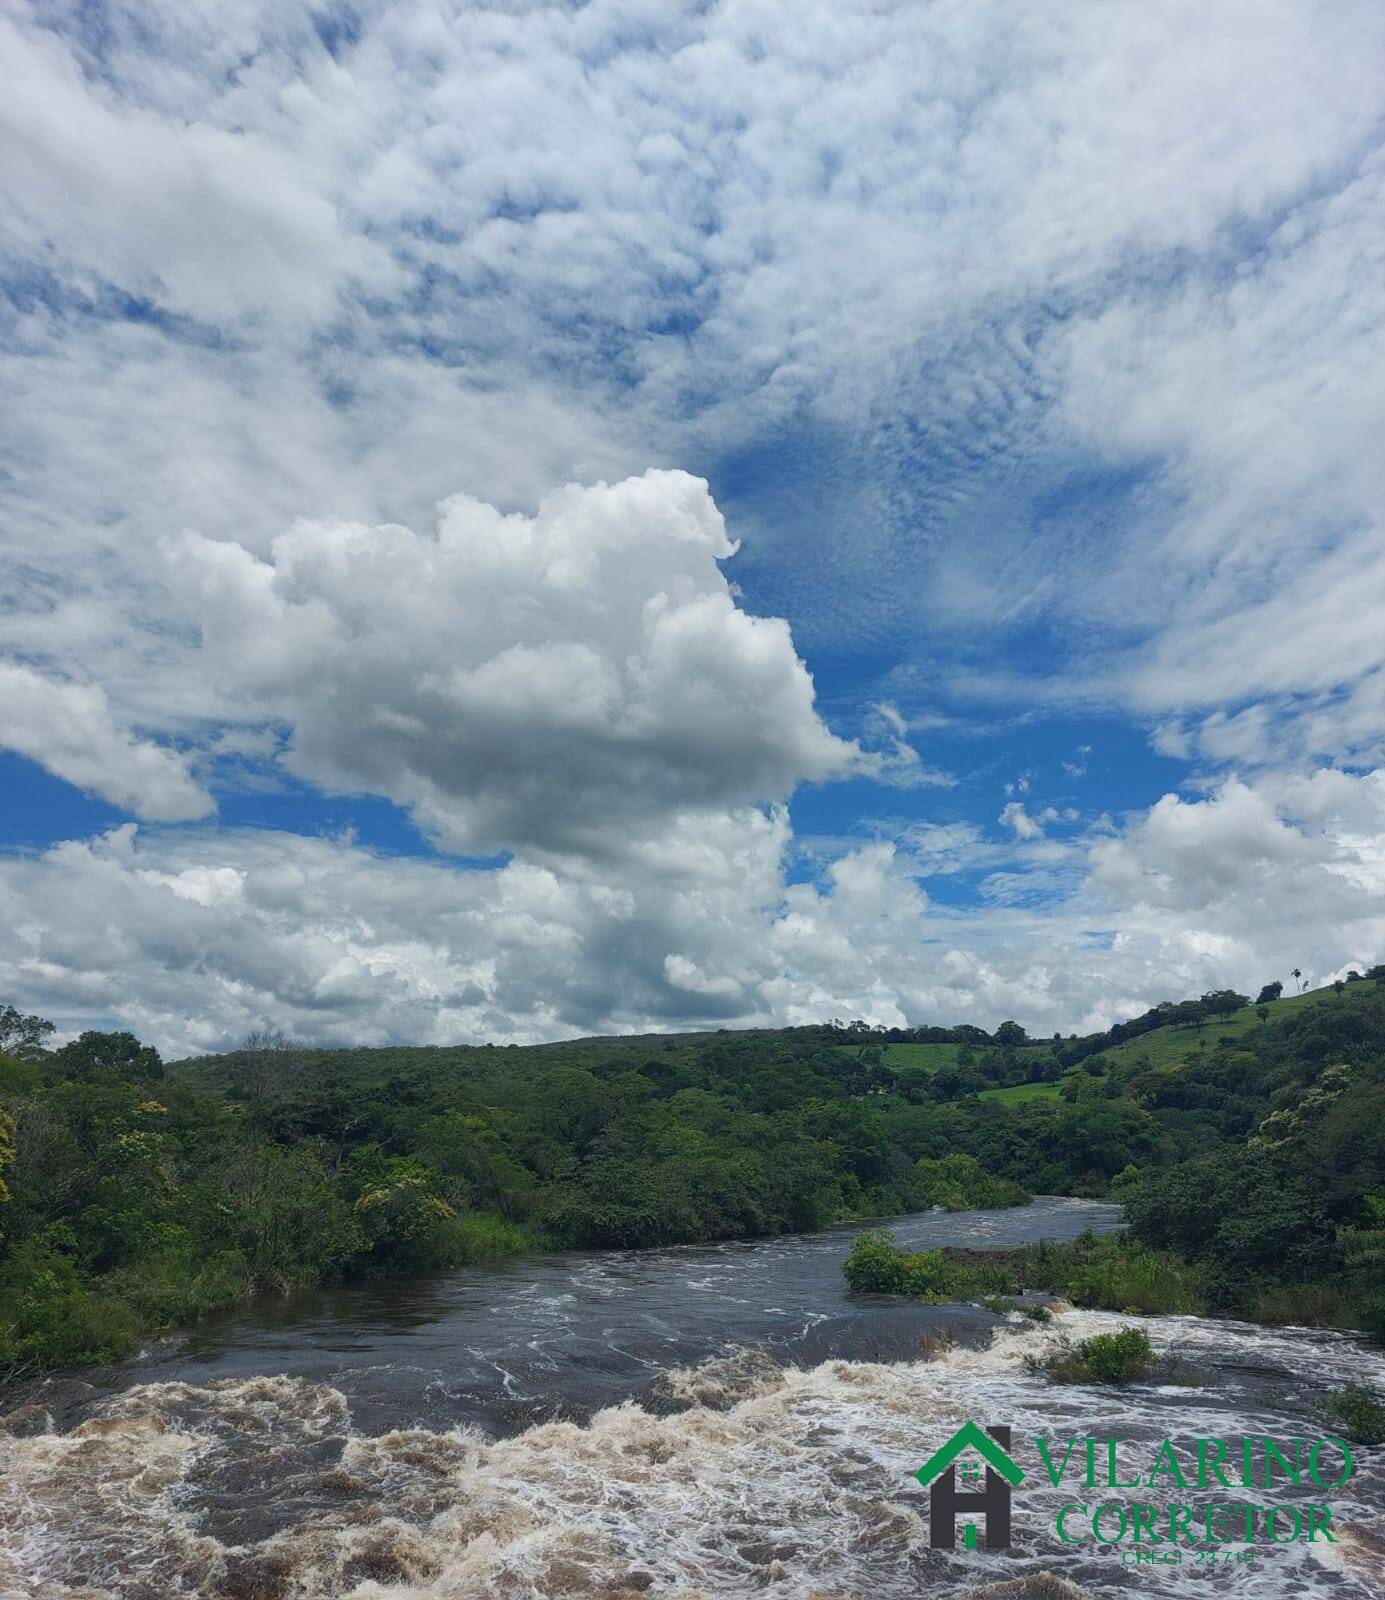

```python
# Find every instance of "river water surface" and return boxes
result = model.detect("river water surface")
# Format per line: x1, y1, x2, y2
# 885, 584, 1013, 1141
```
2, 1198, 1381, 1600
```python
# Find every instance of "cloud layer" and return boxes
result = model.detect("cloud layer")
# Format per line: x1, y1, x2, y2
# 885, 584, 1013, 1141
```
1, 0, 1381, 1048
3, 769, 1382, 1057
0, 665, 212, 822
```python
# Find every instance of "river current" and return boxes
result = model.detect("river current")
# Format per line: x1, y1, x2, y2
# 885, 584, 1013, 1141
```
2, 1198, 1381, 1600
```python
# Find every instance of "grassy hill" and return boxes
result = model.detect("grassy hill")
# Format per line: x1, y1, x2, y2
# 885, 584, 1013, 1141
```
175, 1026, 776, 1094
1097, 978, 1379, 1072
172, 976, 1374, 1091
834, 1040, 963, 1071
978, 1079, 1067, 1104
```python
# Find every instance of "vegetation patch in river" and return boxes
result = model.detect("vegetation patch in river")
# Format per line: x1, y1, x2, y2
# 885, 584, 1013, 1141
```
1025, 1325, 1155, 1386
843, 1230, 1207, 1317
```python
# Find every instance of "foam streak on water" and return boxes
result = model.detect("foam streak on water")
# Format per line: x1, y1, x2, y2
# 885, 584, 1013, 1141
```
2, 1310, 1382, 1600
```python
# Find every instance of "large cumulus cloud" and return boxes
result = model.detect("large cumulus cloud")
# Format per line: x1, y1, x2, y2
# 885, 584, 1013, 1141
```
164, 470, 857, 864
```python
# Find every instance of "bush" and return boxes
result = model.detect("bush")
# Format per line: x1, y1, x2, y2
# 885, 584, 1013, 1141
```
913, 1154, 1030, 1212
103, 1247, 250, 1326
1246, 1278, 1354, 1330
0, 1237, 143, 1369
1065, 1243, 1207, 1315
843, 1231, 912, 1294
900, 1248, 954, 1298
1323, 1383, 1385, 1445
449, 1212, 535, 1263
1082, 1327, 1154, 1382
842, 1232, 1017, 1302
1036, 1326, 1153, 1386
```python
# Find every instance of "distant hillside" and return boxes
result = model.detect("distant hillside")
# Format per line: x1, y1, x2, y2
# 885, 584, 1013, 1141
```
1096, 976, 1380, 1070
173, 1026, 792, 1095
4, 968, 1382, 1378
174, 973, 1379, 1089
172, 973, 1381, 1114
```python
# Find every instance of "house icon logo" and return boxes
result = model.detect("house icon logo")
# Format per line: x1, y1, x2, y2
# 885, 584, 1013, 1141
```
913, 1421, 1024, 1549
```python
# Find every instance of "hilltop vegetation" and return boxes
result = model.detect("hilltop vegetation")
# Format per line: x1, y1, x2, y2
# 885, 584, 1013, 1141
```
1, 967, 1383, 1377
843, 970, 1385, 1337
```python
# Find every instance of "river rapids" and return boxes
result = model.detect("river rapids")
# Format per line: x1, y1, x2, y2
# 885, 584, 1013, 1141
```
1, 1202, 1380, 1599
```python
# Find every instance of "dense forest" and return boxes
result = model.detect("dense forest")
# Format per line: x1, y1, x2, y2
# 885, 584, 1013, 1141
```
1, 968, 1383, 1379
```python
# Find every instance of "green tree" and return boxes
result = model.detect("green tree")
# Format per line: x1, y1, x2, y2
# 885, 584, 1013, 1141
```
54, 1031, 163, 1085
1201, 990, 1249, 1021
0, 1006, 55, 1061
994, 1020, 1028, 1051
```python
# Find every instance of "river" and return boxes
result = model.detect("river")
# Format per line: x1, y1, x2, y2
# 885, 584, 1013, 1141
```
2, 1198, 1381, 1599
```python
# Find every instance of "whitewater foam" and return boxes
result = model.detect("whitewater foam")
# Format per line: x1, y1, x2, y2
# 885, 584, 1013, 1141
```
2, 1309, 1381, 1599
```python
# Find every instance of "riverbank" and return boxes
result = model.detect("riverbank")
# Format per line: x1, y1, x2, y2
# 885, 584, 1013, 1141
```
3, 1198, 1121, 1436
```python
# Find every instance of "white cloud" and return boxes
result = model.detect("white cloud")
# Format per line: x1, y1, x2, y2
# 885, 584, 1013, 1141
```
0, 11, 395, 320
0, 0, 1381, 1047
1, 0, 1380, 747
163, 470, 856, 865
1000, 801, 1044, 840
0, 665, 213, 821
3, 771, 1380, 1055
859, 703, 956, 789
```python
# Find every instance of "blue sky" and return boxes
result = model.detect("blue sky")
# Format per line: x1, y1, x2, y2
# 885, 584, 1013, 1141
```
1, 0, 1383, 1054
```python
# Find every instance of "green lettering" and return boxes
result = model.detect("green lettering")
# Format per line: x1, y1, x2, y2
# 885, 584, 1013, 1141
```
1131, 1503, 1163, 1543
1309, 1437, 1353, 1489
1203, 1502, 1249, 1542
1259, 1437, 1301, 1488
1268, 1506, 1301, 1543
1092, 1503, 1128, 1544
1196, 1438, 1232, 1488
1167, 1503, 1194, 1544
1305, 1505, 1336, 1543
1037, 1437, 1079, 1487
1106, 1439, 1140, 1488
1146, 1439, 1187, 1489
1056, 1503, 1086, 1544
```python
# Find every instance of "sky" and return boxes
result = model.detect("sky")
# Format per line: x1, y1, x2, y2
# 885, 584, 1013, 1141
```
1, 0, 1384, 1056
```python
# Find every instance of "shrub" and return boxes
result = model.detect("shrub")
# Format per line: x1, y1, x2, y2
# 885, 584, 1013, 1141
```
449, 1212, 535, 1263
103, 1247, 251, 1326
843, 1231, 911, 1294
1035, 1326, 1153, 1386
1082, 1326, 1154, 1382
1323, 1383, 1385, 1445
0, 1237, 142, 1369
1065, 1244, 1207, 1316
1247, 1278, 1354, 1330
900, 1248, 953, 1298
913, 1154, 1030, 1212
842, 1233, 1021, 1302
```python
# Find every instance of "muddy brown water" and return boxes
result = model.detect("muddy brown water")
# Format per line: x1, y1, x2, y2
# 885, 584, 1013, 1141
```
2, 1199, 1381, 1599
